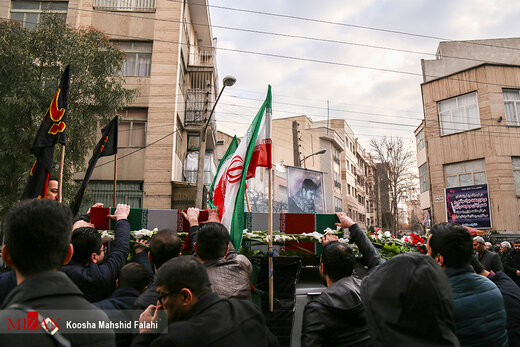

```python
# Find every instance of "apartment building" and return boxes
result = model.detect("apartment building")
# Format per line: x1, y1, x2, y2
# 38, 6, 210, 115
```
2, 0, 219, 209
418, 38, 520, 233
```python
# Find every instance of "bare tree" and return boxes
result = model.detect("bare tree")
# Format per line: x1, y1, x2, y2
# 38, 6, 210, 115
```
370, 137, 418, 235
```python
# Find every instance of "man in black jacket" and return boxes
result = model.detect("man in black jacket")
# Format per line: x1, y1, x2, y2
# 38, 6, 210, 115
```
131, 256, 278, 347
62, 203, 131, 302
473, 236, 503, 272
504, 239, 520, 287
132, 229, 182, 311
301, 212, 383, 347
0, 199, 115, 346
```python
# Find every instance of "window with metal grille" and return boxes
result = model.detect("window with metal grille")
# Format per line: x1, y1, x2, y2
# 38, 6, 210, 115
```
78, 181, 143, 212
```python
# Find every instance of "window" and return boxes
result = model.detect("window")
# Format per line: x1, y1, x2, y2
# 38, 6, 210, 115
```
503, 89, 520, 126
179, 55, 186, 96
10, 1, 67, 29
512, 157, 520, 196
347, 184, 351, 195
438, 92, 480, 136
114, 41, 152, 77
81, 181, 143, 210
416, 129, 425, 152
334, 197, 342, 212
419, 163, 429, 193
187, 133, 200, 150
117, 109, 147, 148
444, 159, 486, 188
175, 115, 183, 159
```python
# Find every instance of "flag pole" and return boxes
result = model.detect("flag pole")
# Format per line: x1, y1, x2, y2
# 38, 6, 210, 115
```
113, 153, 118, 207
58, 144, 65, 202
245, 187, 251, 212
268, 166, 274, 312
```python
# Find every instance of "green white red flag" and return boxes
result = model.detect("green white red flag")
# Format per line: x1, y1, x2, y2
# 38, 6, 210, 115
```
209, 85, 272, 248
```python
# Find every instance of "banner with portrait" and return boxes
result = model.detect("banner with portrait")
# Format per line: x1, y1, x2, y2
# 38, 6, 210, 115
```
286, 166, 325, 213
445, 184, 492, 229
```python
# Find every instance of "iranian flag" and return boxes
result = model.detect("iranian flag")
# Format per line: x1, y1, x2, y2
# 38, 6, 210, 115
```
209, 85, 272, 248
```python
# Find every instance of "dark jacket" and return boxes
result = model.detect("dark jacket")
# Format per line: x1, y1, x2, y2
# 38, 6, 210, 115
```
301, 224, 382, 347
302, 276, 370, 347
131, 292, 278, 347
94, 286, 141, 311
361, 253, 459, 347
62, 219, 130, 302
0, 271, 115, 346
0, 270, 16, 305
189, 225, 253, 300
446, 266, 508, 346
478, 249, 503, 273
504, 249, 520, 287
488, 271, 520, 347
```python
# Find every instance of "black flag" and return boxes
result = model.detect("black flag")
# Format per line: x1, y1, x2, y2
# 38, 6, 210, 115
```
70, 116, 118, 216
22, 65, 70, 199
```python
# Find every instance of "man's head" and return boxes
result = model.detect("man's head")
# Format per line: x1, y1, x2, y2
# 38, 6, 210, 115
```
514, 239, 520, 254
117, 263, 150, 293
70, 227, 104, 265
46, 176, 59, 201
301, 179, 318, 203
155, 256, 212, 323
194, 222, 230, 262
427, 223, 473, 269
149, 229, 182, 269
500, 241, 511, 254
473, 236, 486, 254
320, 241, 355, 285
1, 199, 73, 278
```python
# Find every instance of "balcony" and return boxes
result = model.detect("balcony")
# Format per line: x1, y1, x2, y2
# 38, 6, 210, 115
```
188, 47, 216, 68
93, 0, 156, 12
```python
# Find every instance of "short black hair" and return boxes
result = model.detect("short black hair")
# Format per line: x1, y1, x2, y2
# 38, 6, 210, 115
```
470, 256, 485, 274
321, 241, 355, 282
429, 223, 473, 268
149, 229, 181, 269
155, 256, 211, 298
302, 179, 318, 191
70, 227, 102, 264
4, 199, 72, 276
196, 222, 229, 261
48, 175, 58, 182
118, 263, 150, 292
514, 239, 520, 245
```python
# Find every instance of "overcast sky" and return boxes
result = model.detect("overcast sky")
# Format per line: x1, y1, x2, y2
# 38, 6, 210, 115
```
207, 0, 520, 152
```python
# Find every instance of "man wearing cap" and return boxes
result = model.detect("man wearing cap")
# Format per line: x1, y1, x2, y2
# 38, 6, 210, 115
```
473, 236, 503, 273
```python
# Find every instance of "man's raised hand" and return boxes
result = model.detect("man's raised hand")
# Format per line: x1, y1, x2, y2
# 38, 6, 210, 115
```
335, 212, 355, 229
108, 203, 130, 221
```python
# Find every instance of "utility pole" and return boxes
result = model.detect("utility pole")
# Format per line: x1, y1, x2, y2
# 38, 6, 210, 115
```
292, 121, 300, 167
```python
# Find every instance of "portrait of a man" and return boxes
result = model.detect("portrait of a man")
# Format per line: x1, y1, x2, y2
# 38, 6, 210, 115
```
286, 167, 325, 213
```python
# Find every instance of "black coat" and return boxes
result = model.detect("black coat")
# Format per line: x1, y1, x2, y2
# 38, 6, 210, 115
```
478, 249, 503, 273
488, 271, 520, 347
62, 219, 130, 302
130, 292, 279, 347
504, 249, 520, 287
94, 286, 141, 311
361, 253, 460, 347
0, 271, 115, 346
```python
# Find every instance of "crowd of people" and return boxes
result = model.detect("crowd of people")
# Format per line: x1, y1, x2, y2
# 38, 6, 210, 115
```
0, 196, 519, 346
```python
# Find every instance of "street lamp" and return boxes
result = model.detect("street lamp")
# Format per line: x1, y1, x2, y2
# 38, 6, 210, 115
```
300, 149, 327, 168
195, 75, 236, 208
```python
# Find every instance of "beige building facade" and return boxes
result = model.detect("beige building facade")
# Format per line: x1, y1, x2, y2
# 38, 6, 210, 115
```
419, 39, 520, 233
2, 0, 220, 208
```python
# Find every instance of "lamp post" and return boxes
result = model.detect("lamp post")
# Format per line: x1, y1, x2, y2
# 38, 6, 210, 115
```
300, 149, 327, 168
195, 75, 236, 208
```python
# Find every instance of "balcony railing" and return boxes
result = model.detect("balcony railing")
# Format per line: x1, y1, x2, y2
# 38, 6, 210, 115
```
188, 47, 215, 67
93, 0, 156, 12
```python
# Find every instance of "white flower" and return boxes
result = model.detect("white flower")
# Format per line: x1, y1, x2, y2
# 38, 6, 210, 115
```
384, 231, 392, 238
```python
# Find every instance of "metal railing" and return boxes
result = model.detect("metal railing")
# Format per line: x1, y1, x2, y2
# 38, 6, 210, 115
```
188, 47, 215, 67
93, 0, 156, 12
185, 89, 208, 125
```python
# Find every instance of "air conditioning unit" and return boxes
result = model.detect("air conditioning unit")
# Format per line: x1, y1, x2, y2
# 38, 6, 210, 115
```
216, 139, 225, 145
